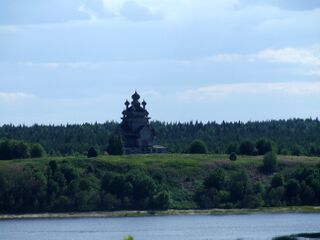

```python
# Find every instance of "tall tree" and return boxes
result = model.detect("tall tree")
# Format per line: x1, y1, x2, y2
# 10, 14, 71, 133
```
107, 135, 123, 155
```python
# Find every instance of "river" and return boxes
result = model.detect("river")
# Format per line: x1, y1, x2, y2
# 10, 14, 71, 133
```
1, 213, 320, 240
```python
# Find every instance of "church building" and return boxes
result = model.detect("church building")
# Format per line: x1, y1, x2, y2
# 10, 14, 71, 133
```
120, 91, 166, 154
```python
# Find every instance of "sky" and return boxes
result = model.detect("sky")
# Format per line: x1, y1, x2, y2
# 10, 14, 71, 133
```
1, 0, 320, 125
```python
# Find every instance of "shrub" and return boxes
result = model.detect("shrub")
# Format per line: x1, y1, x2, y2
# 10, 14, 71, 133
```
0, 139, 29, 160
101, 171, 116, 192
226, 143, 238, 154
131, 174, 156, 200
30, 143, 45, 158
256, 139, 272, 155
271, 174, 283, 188
268, 186, 285, 206
49, 160, 58, 173
188, 140, 208, 154
87, 147, 98, 158
102, 193, 120, 210
53, 195, 72, 211
204, 168, 226, 190
153, 191, 170, 210
263, 152, 278, 173
229, 170, 252, 202
291, 144, 302, 156
239, 140, 255, 155
229, 152, 237, 161
285, 179, 300, 199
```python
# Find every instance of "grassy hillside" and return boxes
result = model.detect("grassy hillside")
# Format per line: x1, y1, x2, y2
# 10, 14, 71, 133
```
0, 154, 320, 213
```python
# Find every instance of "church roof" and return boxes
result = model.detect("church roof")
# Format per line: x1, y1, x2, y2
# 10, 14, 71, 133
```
122, 91, 149, 119
132, 91, 140, 101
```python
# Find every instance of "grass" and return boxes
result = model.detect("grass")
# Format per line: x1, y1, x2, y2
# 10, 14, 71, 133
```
1, 206, 320, 220
1, 153, 319, 169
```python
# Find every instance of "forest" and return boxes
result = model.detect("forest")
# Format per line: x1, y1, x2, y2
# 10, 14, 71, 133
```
1, 118, 320, 213
0, 154, 319, 213
0, 118, 320, 156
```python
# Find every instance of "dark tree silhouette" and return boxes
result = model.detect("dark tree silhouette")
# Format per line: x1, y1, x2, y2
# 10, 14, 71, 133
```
188, 140, 208, 154
30, 143, 45, 158
239, 140, 255, 155
262, 152, 278, 173
87, 147, 98, 158
107, 135, 123, 155
256, 139, 272, 155
229, 152, 237, 161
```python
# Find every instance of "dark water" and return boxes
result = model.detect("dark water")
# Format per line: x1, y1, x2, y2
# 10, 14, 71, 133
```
1, 213, 320, 240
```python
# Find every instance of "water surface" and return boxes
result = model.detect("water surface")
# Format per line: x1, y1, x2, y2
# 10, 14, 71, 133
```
1, 213, 320, 240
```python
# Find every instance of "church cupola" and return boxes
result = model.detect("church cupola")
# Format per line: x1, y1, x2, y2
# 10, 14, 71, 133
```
125, 100, 129, 109
142, 99, 146, 109
131, 91, 141, 109
132, 91, 140, 101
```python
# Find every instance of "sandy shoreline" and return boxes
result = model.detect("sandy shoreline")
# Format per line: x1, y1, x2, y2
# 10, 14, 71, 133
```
1, 206, 320, 220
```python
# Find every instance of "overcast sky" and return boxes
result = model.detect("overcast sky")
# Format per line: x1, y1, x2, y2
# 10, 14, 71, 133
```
1, 0, 320, 125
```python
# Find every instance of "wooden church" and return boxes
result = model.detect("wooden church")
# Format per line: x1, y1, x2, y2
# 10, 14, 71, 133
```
120, 91, 167, 154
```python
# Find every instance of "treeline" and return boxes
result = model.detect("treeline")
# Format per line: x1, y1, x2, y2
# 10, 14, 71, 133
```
1, 118, 320, 156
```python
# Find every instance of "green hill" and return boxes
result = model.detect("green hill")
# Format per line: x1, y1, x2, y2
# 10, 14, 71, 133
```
0, 154, 320, 214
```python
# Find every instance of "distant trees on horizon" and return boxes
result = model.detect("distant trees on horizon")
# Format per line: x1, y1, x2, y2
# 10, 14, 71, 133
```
0, 118, 320, 157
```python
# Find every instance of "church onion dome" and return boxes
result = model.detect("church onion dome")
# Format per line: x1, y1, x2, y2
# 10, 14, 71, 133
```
132, 91, 140, 101
142, 99, 147, 108
125, 100, 130, 108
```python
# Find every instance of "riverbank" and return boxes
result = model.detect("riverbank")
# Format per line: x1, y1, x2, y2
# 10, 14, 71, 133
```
1, 206, 320, 220
1, 154, 320, 217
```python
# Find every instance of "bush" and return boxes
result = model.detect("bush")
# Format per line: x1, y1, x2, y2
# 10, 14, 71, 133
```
53, 195, 73, 211
256, 139, 273, 155
30, 143, 45, 158
131, 174, 156, 200
101, 171, 116, 192
229, 170, 252, 202
153, 191, 170, 210
0, 139, 29, 160
188, 140, 208, 154
268, 186, 285, 206
49, 160, 58, 173
271, 174, 283, 188
87, 147, 98, 158
102, 193, 120, 210
204, 168, 226, 190
239, 141, 255, 155
229, 152, 237, 161
107, 135, 123, 155
263, 152, 278, 173
226, 143, 238, 154
291, 144, 302, 156
285, 179, 300, 199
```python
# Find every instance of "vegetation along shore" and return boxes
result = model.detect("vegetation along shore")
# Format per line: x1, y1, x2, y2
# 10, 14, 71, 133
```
0, 153, 320, 215
1, 206, 320, 220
